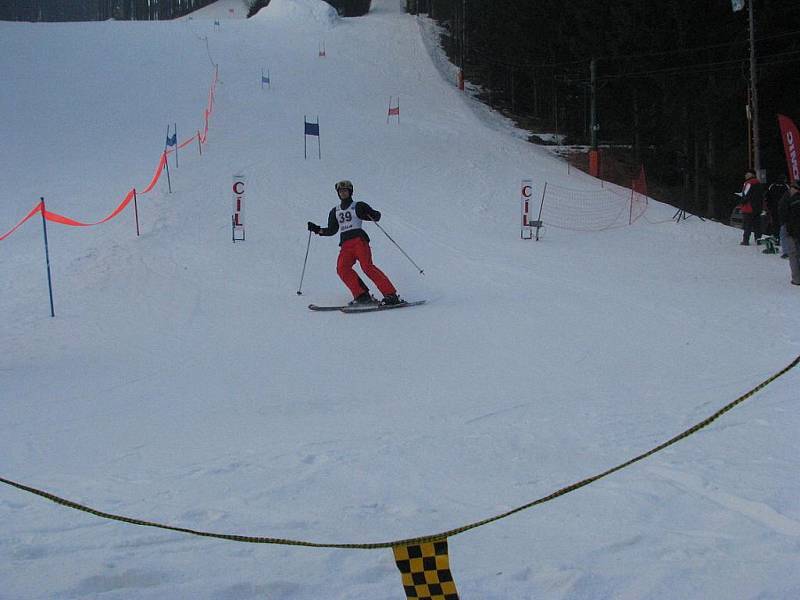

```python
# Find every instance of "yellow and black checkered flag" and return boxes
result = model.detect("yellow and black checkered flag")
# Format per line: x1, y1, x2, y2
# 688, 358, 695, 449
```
393, 539, 459, 600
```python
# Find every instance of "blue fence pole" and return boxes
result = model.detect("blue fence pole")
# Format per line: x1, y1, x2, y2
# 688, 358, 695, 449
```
40, 197, 55, 318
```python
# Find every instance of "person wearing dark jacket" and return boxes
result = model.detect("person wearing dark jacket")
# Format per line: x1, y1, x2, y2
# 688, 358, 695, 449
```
307, 180, 401, 305
739, 171, 765, 245
765, 180, 788, 238
778, 181, 800, 285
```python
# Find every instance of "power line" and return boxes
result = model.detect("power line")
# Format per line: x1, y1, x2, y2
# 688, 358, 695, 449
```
467, 28, 800, 72
579, 50, 800, 82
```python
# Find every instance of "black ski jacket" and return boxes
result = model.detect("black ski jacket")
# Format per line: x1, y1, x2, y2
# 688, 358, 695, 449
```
318, 199, 381, 246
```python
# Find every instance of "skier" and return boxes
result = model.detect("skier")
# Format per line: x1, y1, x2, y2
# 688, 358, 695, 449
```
307, 180, 402, 306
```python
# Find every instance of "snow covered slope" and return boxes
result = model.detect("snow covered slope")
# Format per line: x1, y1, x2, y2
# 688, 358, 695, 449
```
1, 1, 799, 599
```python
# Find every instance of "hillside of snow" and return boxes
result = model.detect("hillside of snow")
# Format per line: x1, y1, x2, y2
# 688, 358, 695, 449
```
1, 1, 799, 599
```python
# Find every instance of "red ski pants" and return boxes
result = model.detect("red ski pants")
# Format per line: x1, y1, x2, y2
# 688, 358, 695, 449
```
337, 238, 396, 298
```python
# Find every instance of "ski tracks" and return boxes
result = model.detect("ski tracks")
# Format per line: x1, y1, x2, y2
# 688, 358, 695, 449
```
648, 465, 800, 538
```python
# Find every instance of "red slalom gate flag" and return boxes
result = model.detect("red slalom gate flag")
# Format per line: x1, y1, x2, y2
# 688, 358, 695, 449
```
778, 114, 800, 182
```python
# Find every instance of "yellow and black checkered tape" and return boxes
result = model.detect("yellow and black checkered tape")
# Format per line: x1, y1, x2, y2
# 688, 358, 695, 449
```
2, 355, 799, 600
393, 539, 459, 600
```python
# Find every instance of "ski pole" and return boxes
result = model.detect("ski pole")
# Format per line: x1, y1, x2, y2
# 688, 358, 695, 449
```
297, 231, 312, 295
375, 222, 424, 275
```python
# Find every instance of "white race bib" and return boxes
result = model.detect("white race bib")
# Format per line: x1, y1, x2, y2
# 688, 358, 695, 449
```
335, 203, 362, 234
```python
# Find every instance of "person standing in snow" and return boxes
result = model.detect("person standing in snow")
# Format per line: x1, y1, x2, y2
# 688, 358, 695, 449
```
778, 180, 800, 286
765, 179, 788, 240
738, 171, 765, 246
307, 180, 402, 305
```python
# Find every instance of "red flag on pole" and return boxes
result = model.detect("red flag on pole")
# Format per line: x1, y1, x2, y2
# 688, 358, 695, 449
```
387, 96, 400, 123
778, 114, 800, 182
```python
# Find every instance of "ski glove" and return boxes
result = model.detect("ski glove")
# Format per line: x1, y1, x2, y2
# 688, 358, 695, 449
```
307, 221, 321, 234
370, 210, 381, 222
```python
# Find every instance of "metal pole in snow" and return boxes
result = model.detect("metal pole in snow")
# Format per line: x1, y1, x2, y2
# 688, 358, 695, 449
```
39, 198, 55, 317
164, 151, 172, 193
536, 183, 547, 241
133, 188, 140, 236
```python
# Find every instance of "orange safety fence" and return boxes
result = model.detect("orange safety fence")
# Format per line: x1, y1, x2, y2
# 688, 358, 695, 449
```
140, 152, 169, 195
45, 189, 136, 227
1, 64, 218, 242
168, 64, 217, 154
177, 134, 197, 150
0, 203, 43, 242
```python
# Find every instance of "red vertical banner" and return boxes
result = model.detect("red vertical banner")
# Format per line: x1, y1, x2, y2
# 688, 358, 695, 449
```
778, 114, 800, 182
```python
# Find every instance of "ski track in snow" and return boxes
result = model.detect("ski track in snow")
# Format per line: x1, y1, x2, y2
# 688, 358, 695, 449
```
649, 465, 800, 538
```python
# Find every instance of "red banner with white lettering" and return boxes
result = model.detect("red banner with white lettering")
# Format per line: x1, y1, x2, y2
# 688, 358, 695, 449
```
778, 114, 800, 182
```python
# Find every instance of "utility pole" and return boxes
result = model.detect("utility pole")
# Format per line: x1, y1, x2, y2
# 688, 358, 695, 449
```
747, 0, 763, 179
459, 0, 466, 90
590, 58, 598, 150
587, 58, 601, 178
461, 0, 466, 71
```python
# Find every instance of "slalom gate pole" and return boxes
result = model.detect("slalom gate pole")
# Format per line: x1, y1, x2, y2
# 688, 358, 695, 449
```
39, 198, 55, 317
629, 188, 634, 225
133, 188, 140, 236
535, 183, 547, 241
297, 231, 312, 295
197, 130, 202, 155
164, 151, 172, 193
375, 222, 424, 275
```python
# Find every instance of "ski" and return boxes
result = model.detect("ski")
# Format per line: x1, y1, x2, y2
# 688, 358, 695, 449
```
308, 303, 364, 311
339, 300, 426, 313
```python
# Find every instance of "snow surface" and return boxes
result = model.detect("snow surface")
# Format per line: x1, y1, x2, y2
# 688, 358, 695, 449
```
1, 1, 799, 598
252, 0, 339, 27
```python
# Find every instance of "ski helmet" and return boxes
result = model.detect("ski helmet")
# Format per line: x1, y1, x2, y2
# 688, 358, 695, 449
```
335, 180, 354, 194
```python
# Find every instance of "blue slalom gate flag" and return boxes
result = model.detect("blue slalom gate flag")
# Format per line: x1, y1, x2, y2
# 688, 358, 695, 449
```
166, 132, 177, 147
304, 116, 321, 159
